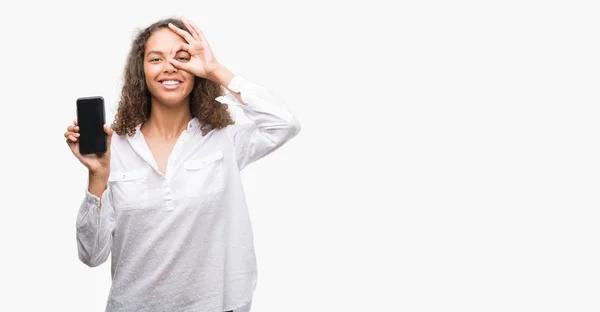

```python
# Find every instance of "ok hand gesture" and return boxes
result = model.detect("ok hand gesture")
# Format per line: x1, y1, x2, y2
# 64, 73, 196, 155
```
168, 17, 222, 79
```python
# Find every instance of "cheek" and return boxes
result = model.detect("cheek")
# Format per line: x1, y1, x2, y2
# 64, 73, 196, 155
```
144, 64, 157, 76
143, 65, 153, 83
184, 74, 196, 90
183, 72, 195, 81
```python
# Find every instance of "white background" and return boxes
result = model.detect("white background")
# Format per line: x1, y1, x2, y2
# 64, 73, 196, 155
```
0, 0, 599, 311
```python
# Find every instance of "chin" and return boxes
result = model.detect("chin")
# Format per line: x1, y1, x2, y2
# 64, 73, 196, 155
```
158, 95, 190, 107
150, 88, 193, 106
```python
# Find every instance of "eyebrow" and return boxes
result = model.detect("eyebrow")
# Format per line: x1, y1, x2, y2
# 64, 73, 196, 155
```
146, 50, 165, 57
146, 50, 188, 57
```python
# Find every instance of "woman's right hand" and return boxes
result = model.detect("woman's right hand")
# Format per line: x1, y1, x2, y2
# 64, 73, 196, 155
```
64, 119, 114, 176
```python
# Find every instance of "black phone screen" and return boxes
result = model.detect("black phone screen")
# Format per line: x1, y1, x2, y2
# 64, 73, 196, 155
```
77, 96, 107, 155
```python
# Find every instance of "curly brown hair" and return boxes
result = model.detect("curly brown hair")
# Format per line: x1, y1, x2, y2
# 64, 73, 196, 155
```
111, 17, 234, 136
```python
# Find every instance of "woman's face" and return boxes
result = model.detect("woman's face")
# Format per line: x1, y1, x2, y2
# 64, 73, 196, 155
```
143, 28, 195, 107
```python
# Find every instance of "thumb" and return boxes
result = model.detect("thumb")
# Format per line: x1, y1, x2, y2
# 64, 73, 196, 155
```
104, 124, 114, 152
169, 58, 192, 73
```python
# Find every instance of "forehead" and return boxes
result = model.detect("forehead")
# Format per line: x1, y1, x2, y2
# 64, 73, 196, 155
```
145, 28, 186, 53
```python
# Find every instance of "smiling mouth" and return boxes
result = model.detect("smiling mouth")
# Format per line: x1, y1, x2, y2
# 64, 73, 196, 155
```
160, 80, 182, 85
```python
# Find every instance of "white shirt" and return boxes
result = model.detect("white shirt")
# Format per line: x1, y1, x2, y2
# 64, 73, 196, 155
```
76, 75, 300, 312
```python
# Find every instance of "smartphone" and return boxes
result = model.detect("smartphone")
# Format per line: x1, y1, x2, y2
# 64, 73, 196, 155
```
76, 96, 107, 155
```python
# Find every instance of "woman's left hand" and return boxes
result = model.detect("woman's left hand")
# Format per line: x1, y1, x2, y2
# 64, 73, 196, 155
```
168, 17, 221, 79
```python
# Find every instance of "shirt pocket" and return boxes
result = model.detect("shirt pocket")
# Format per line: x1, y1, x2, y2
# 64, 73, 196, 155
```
108, 171, 149, 210
183, 150, 225, 197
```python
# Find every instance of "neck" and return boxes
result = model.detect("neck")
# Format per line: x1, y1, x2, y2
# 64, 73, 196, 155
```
141, 99, 193, 140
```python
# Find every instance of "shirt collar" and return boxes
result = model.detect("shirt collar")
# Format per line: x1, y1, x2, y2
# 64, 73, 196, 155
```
130, 117, 201, 138
187, 117, 201, 131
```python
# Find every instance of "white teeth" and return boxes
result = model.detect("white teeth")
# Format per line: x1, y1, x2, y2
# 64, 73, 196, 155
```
161, 80, 181, 85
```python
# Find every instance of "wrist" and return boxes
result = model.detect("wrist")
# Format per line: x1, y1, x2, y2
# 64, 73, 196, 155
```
205, 63, 222, 78
206, 64, 234, 87
89, 169, 109, 181
88, 169, 109, 198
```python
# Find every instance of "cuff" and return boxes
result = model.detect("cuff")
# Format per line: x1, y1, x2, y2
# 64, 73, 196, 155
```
216, 75, 253, 107
226, 75, 250, 93
85, 190, 101, 205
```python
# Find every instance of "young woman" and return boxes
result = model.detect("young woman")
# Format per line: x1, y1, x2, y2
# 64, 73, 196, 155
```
64, 17, 300, 312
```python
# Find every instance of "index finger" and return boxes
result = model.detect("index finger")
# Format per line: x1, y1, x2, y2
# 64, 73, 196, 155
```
168, 23, 194, 43
184, 18, 206, 42
169, 42, 190, 59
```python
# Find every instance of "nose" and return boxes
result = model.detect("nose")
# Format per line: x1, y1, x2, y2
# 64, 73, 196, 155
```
162, 59, 177, 73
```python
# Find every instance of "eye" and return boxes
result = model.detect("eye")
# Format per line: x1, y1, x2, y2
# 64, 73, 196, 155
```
149, 57, 160, 62
175, 51, 191, 62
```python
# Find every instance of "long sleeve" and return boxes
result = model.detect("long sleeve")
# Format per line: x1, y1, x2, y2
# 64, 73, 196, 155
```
217, 75, 301, 170
76, 188, 116, 267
